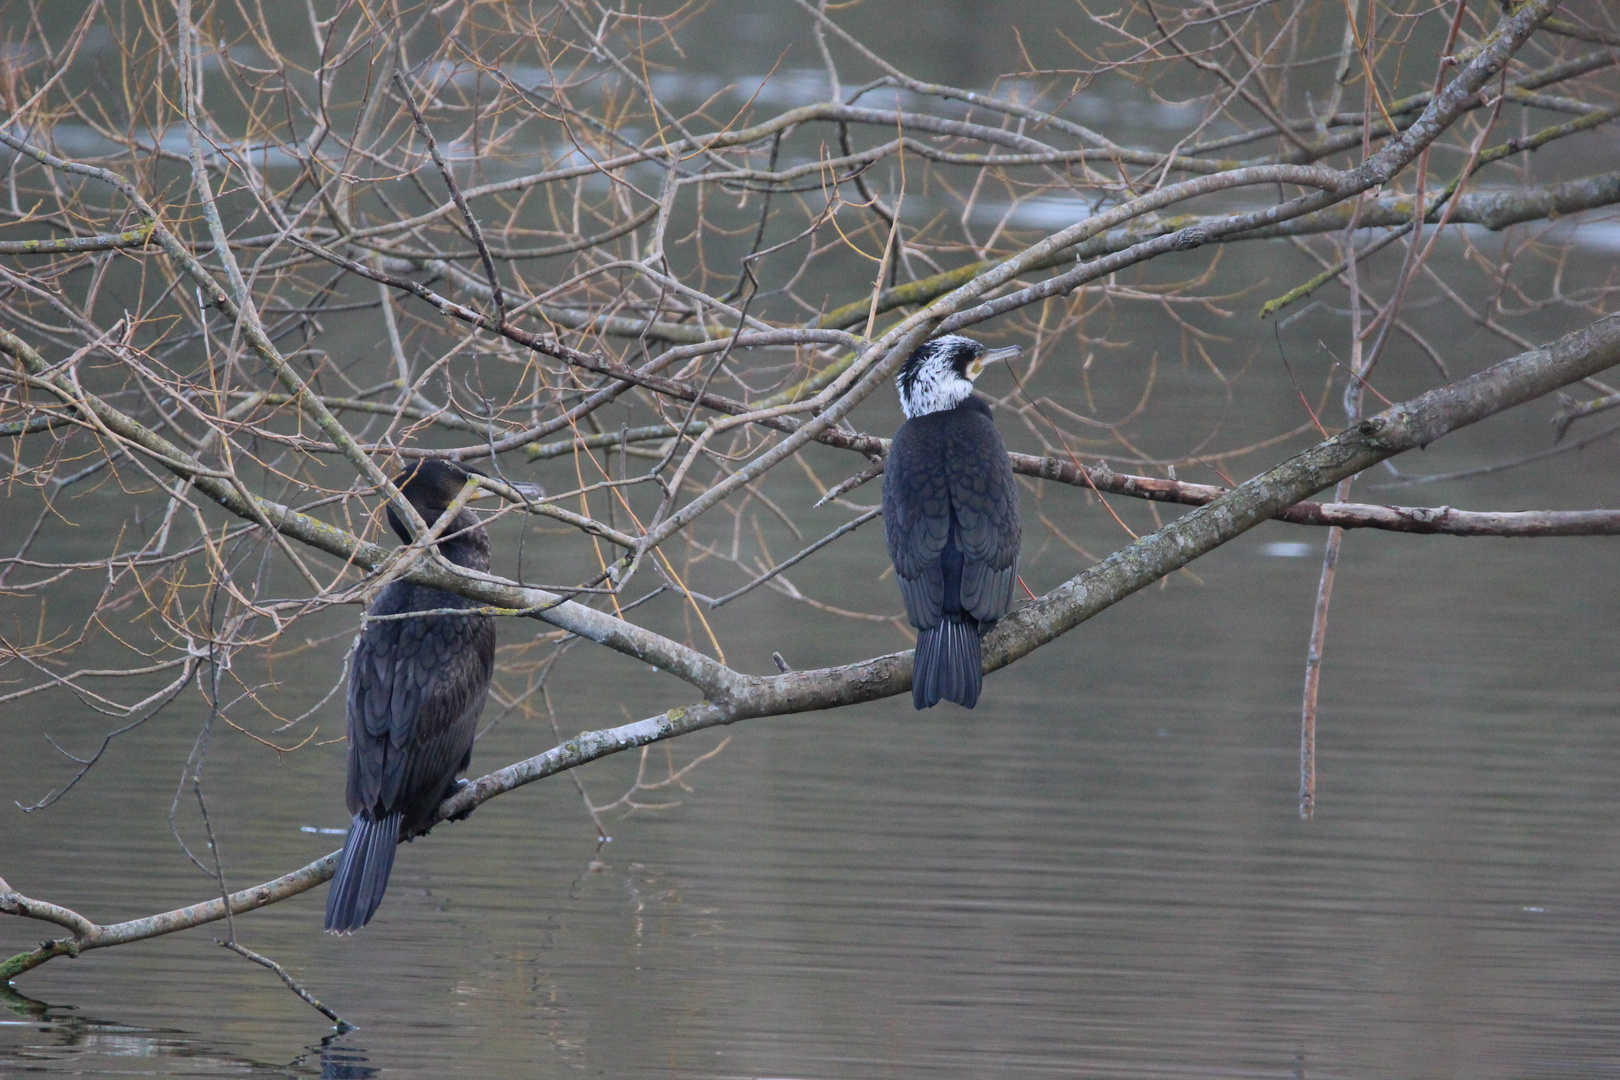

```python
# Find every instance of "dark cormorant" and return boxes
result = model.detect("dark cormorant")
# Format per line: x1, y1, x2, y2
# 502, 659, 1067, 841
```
325, 459, 498, 933
882, 335, 1023, 710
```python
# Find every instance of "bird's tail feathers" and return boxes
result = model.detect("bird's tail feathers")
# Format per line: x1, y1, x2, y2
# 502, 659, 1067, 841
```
913, 615, 983, 709
324, 811, 401, 934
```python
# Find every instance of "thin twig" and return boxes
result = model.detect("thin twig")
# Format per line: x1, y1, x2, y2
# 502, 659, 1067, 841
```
218, 940, 351, 1029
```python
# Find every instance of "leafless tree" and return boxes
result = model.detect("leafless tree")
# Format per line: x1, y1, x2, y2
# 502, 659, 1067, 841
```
3, 0, 1618, 1014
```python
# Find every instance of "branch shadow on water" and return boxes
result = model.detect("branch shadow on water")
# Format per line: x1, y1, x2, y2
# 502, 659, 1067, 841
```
0, 984, 375, 1078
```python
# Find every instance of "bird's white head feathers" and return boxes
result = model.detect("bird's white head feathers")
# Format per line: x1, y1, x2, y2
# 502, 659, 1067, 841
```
895, 335, 1020, 419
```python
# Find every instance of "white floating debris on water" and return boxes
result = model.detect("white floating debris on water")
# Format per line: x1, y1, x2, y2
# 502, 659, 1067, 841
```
300, 826, 350, 835
1259, 541, 1313, 558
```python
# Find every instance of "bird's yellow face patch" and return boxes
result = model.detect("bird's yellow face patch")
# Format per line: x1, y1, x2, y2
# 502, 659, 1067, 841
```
967, 359, 985, 379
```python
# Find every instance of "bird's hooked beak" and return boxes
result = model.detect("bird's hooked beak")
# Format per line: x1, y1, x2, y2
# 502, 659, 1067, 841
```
504, 479, 547, 501
968, 344, 1022, 380
472, 475, 546, 503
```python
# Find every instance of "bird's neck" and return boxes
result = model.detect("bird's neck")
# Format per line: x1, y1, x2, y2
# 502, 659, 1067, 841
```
903, 385, 977, 419
902, 382, 977, 419
386, 506, 492, 571
438, 523, 492, 572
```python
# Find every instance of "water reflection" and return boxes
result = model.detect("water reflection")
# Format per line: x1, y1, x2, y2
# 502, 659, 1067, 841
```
1, 985, 388, 1078
312, 1038, 377, 1080
1, 987, 255, 1074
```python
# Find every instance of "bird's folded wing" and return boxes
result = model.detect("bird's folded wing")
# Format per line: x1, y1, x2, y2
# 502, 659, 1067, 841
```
884, 428, 952, 630
346, 587, 495, 816
945, 414, 1021, 624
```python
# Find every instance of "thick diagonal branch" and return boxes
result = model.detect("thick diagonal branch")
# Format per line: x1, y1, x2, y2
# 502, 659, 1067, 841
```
8, 314, 1614, 981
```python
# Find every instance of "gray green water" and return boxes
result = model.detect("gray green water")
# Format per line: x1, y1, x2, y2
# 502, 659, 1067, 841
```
8, 521, 1620, 1078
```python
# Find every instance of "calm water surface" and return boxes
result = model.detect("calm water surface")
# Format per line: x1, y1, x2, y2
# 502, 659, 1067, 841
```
7, 520, 1620, 1079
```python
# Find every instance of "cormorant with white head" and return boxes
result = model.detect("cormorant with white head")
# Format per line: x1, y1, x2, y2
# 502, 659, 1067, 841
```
325, 459, 502, 933
882, 334, 1023, 709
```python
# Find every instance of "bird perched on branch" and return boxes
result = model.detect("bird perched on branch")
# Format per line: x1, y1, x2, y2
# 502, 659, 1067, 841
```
325, 459, 508, 933
882, 335, 1023, 710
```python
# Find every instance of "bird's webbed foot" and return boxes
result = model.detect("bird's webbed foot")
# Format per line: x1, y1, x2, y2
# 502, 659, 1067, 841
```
443, 777, 475, 822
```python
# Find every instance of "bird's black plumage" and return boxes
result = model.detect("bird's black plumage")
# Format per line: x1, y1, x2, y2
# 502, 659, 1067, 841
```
325, 459, 497, 933
882, 336, 1021, 709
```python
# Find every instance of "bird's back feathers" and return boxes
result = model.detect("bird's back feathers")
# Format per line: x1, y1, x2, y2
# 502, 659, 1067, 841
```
326, 581, 494, 933
882, 396, 1020, 709
345, 581, 494, 837
883, 398, 1020, 626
